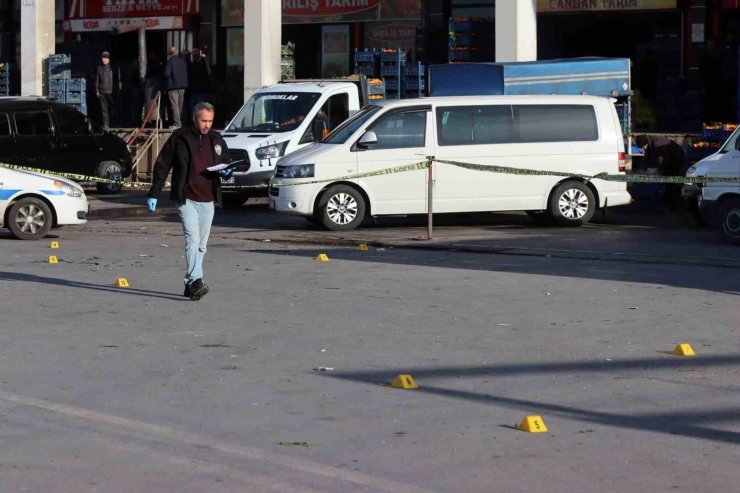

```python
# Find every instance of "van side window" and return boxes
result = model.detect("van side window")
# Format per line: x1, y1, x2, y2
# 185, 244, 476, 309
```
367, 110, 426, 149
14, 111, 53, 136
56, 109, 90, 136
0, 113, 10, 136
436, 104, 599, 146
325, 93, 349, 131
513, 105, 598, 143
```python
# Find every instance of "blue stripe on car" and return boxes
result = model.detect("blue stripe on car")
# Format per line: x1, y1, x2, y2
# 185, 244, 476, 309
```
0, 190, 22, 200
41, 190, 65, 196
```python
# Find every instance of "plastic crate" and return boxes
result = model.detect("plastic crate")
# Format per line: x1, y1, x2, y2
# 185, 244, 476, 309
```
381, 66, 400, 76
68, 102, 87, 115
355, 66, 376, 76
367, 82, 385, 96
48, 67, 71, 80
383, 79, 399, 90
701, 128, 731, 142
48, 54, 71, 65
49, 79, 66, 92
403, 80, 425, 90
66, 78, 87, 92
381, 50, 406, 63
403, 64, 425, 76
354, 51, 376, 62
48, 90, 65, 102
64, 91, 85, 104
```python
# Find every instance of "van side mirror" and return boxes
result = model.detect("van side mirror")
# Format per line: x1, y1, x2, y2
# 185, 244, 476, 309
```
357, 131, 378, 148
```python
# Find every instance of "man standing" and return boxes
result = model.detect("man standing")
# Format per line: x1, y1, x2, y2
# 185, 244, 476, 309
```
163, 46, 188, 128
188, 47, 212, 112
147, 102, 233, 300
635, 134, 687, 210
95, 51, 121, 129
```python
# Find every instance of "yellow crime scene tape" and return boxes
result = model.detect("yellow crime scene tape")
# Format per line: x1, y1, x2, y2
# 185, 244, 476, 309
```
3, 157, 739, 194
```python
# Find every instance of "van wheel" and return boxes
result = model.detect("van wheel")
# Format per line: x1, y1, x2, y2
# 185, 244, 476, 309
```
7, 197, 53, 240
715, 197, 740, 244
549, 181, 595, 226
318, 185, 366, 231
96, 161, 124, 194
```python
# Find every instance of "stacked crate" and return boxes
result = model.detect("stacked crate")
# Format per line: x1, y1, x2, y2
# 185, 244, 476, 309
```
380, 49, 406, 100
46, 54, 87, 115
65, 77, 87, 115
0, 63, 11, 96
448, 17, 494, 63
402, 62, 425, 98
354, 49, 378, 76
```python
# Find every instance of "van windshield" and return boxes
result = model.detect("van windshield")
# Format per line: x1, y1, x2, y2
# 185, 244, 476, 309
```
322, 105, 381, 144
227, 92, 321, 133
718, 126, 740, 154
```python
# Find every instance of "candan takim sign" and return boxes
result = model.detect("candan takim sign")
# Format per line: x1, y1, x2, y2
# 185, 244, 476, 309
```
366, 23, 416, 43
537, 0, 677, 12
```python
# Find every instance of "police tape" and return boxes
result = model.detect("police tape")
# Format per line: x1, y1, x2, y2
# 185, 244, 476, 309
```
434, 159, 740, 184
0, 162, 155, 188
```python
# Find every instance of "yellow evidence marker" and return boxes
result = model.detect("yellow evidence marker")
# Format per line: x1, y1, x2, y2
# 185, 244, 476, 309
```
389, 374, 418, 389
671, 343, 696, 356
48, 256, 58, 264
50, 241, 59, 249
315, 253, 330, 262
517, 415, 548, 433
115, 278, 130, 288
359, 244, 369, 251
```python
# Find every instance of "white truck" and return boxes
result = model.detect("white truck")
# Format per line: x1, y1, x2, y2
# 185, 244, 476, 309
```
219, 78, 376, 206
684, 129, 740, 244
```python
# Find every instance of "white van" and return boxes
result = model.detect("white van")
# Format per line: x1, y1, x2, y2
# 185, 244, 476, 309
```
219, 81, 364, 205
269, 95, 631, 230
0, 166, 88, 240
685, 129, 740, 243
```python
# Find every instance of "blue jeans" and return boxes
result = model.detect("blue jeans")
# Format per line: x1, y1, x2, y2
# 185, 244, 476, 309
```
177, 199, 215, 284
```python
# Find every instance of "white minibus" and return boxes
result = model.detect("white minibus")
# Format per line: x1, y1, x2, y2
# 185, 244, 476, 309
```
269, 95, 632, 230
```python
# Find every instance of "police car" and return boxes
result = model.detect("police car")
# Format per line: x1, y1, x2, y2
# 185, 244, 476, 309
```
0, 165, 88, 240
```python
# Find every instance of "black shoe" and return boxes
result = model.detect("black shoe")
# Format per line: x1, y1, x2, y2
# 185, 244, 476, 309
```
183, 283, 191, 297
188, 279, 209, 301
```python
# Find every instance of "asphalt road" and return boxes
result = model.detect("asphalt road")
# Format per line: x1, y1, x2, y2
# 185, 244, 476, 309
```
0, 205, 738, 492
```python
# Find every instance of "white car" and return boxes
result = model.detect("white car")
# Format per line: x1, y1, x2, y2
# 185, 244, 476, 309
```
0, 166, 88, 240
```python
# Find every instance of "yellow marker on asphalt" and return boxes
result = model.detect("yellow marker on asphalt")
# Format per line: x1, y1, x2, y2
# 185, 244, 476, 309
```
389, 374, 418, 389
115, 278, 130, 288
359, 244, 369, 251
48, 256, 58, 264
315, 253, 330, 262
671, 343, 695, 356
517, 415, 548, 433
50, 241, 59, 249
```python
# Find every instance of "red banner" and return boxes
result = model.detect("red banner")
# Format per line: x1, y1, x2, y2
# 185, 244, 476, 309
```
283, 0, 382, 17
67, 0, 199, 20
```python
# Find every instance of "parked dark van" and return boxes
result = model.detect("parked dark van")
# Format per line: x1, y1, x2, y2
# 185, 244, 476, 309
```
0, 97, 132, 193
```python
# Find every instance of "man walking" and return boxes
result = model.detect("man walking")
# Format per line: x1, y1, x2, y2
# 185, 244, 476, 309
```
147, 102, 232, 300
635, 134, 687, 210
95, 51, 121, 129
163, 46, 189, 128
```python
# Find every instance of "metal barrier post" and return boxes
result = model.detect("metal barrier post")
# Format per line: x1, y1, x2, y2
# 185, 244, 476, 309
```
427, 156, 434, 240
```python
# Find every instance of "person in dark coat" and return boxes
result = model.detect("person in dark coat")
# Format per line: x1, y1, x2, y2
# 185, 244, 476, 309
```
635, 134, 687, 210
163, 46, 189, 128
188, 47, 212, 112
95, 51, 122, 129
147, 102, 233, 300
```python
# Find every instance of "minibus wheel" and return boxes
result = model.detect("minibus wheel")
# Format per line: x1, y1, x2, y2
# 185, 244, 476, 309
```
318, 184, 366, 231
549, 181, 595, 226
715, 197, 740, 244
7, 197, 53, 240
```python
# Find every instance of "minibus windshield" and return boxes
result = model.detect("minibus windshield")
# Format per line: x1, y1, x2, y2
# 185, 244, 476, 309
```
322, 105, 381, 144
227, 93, 321, 133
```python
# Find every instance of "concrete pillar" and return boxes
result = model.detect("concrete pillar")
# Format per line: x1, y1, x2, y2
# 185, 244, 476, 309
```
495, 0, 537, 63
243, 0, 281, 102
20, 0, 55, 96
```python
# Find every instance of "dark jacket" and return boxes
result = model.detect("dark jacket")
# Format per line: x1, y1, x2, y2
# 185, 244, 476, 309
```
188, 57, 212, 93
96, 64, 122, 95
643, 136, 687, 176
163, 55, 188, 91
148, 126, 230, 207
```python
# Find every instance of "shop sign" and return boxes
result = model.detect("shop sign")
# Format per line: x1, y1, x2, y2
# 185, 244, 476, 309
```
221, 0, 421, 27
283, 0, 382, 17
66, 0, 198, 20
537, 0, 677, 12
63, 15, 184, 31
366, 24, 416, 43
